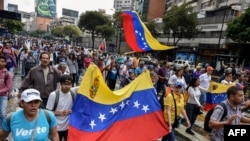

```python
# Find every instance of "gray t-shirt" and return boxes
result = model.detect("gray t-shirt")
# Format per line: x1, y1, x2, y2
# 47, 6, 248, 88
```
210, 100, 242, 141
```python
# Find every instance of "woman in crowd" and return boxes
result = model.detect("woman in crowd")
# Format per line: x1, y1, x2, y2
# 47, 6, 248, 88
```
106, 60, 120, 90
161, 82, 191, 141
185, 78, 203, 135
168, 68, 187, 93
0, 88, 59, 141
66, 53, 78, 86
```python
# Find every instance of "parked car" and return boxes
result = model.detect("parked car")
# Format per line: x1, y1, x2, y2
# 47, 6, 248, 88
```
140, 56, 152, 64
173, 59, 195, 71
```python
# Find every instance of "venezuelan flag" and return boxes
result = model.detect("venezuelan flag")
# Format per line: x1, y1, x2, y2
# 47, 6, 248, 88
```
121, 11, 175, 52
205, 81, 235, 111
68, 63, 169, 141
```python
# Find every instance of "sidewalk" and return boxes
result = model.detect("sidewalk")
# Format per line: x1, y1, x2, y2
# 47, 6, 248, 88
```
174, 112, 210, 141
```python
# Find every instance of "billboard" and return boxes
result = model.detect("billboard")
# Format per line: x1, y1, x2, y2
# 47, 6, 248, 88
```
35, 0, 56, 18
62, 8, 79, 18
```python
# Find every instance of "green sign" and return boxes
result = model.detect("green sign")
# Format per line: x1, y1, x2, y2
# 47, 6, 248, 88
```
36, 0, 56, 18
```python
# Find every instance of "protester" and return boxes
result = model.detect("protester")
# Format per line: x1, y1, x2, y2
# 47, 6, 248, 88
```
0, 55, 12, 131
0, 88, 59, 141
46, 75, 75, 141
199, 66, 213, 107
19, 52, 62, 108
22, 51, 37, 78
185, 78, 203, 135
161, 82, 191, 141
66, 53, 78, 86
120, 69, 136, 87
209, 86, 250, 141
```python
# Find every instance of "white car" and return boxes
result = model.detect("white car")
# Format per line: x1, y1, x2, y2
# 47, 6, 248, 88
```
173, 60, 195, 71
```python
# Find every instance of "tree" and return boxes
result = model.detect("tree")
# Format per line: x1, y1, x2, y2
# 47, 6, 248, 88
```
163, 4, 198, 45
29, 29, 46, 38
51, 26, 64, 38
96, 24, 115, 40
78, 11, 109, 49
63, 25, 81, 40
145, 20, 160, 38
227, 8, 250, 43
0, 18, 24, 33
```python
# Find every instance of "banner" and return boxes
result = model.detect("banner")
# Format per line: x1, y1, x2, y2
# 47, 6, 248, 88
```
121, 11, 175, 52
68, 63, 169, 141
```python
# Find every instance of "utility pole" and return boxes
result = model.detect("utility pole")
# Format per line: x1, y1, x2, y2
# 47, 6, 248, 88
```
217, 0, 229, 50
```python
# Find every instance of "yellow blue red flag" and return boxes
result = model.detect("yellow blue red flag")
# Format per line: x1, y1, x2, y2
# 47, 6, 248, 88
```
68, 63, 169, 141
121, 11, 175, 52
205, 81, 235, 111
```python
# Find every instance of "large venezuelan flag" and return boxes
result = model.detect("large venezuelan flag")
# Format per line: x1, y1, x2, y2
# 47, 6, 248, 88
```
205, 81, 235, 111
121, 11, 175, 52
68, 63, 169, 141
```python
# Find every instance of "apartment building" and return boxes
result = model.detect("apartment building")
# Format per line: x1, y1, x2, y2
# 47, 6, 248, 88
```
135, 0, 165, 20
158, 0, 250, 69
113, 0, 135, 12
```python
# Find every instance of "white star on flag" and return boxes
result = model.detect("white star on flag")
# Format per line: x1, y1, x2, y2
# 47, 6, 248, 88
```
110, 107, 118, 114
141, 37, 144, 40
135, 30, 138, 33
98, 113, 107, 122
133, 100, 140, 109
119, 101, 126, 109
89, 120, 96, 129
142, 105, 150, 113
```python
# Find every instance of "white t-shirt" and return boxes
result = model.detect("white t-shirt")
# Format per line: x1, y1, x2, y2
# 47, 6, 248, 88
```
46, 90, 74, 131
199, 73, 211, 92
187, 86, 201, 106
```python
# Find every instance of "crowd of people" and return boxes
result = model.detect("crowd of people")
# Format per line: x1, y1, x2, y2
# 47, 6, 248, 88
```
0, 37, 250, 141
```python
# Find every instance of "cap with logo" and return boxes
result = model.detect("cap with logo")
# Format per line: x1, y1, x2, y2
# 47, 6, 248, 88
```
21, 88, 42, 102
174, 82, 183, 88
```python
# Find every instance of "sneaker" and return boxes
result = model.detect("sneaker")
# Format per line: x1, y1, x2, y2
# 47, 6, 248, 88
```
186, 129, 195, 135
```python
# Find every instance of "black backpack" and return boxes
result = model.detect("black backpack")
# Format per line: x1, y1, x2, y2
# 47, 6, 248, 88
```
204, 103, 227, 132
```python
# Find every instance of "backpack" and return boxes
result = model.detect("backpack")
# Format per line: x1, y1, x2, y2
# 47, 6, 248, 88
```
6, 109, 51, 130
52, 90, 75, 111
204, 103, 227, 132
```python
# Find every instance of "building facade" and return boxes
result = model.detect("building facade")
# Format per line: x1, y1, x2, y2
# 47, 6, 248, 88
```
113, 0, 135, 12
136, 0, 165, 20
158, 0, 250, 70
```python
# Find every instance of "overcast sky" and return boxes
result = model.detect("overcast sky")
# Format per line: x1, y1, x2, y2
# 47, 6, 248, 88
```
4, 0, 115, 17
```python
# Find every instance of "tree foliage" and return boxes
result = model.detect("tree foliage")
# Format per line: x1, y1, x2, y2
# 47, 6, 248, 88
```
29, 29, 46, 37
63, 25, 81, 38
78, 11, 109, 49
163, 4, 198, 45
51, 26, 64, 37
145, 20, 160, 38
96, 24, 115, 40
0, 18, 24, 33
227, 8, 250, 43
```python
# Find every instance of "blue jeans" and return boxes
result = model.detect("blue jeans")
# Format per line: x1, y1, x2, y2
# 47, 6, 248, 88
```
200, 91, 207, 106
161, 125, 175, 141
0, 96, 8, 130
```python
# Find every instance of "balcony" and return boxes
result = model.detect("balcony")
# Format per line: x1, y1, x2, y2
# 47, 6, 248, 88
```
198, 15, 234, 24
219, 0, 241, 8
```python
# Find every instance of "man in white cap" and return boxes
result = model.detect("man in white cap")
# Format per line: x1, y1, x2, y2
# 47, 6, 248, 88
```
0, 88, 59, 141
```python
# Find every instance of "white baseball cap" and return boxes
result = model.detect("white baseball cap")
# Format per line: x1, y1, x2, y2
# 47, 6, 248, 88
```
21, 89, 42, 102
